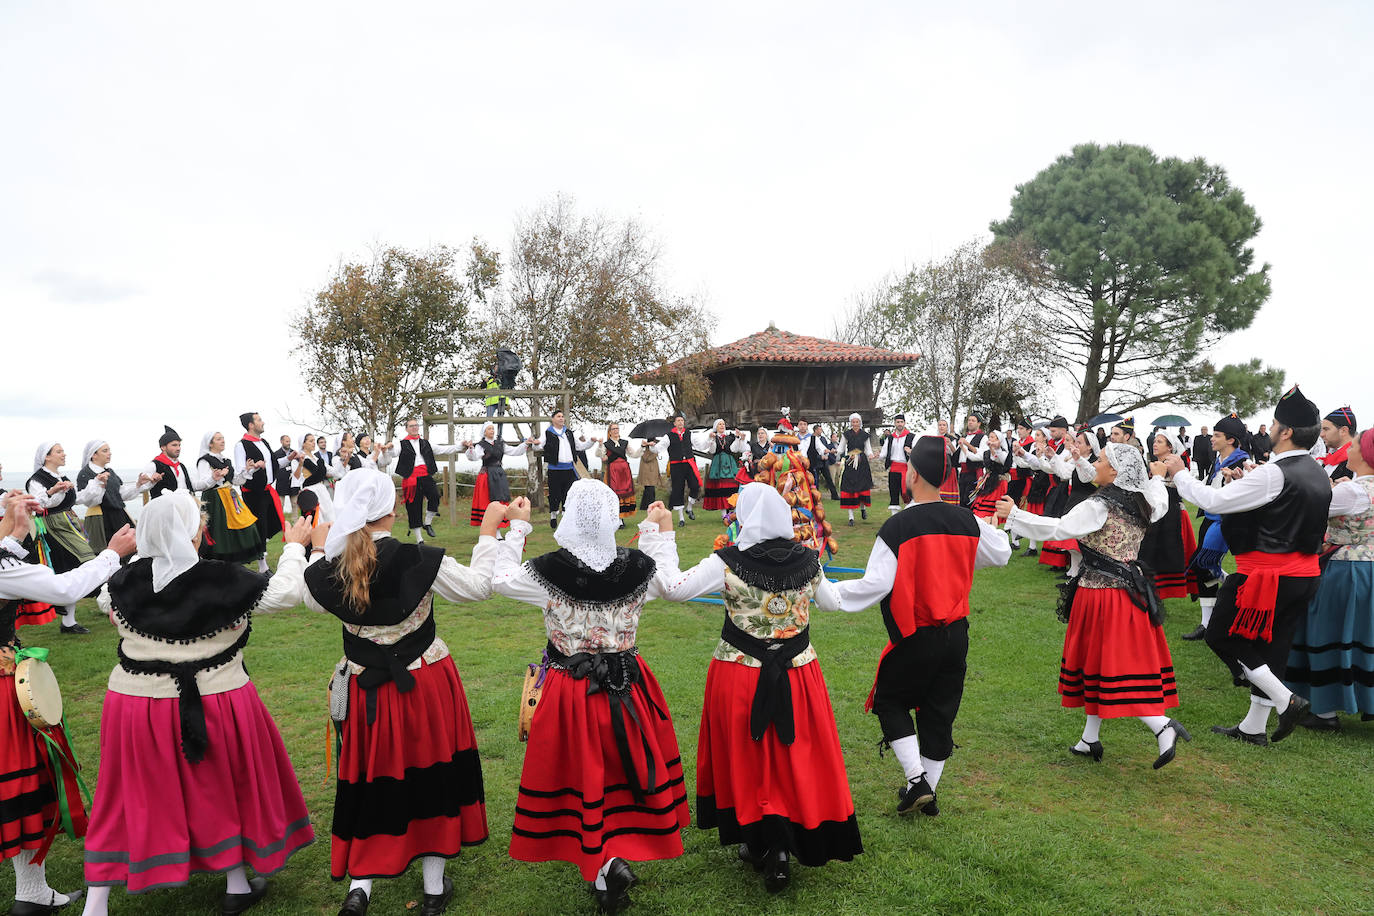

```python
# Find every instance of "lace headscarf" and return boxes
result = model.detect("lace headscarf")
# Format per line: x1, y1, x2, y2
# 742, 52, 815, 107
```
1104, 442, 1148, 493
33, 441, 58, 473
82, 439, 108, 468
735, 483, 795, 550
554, 479, 621, 571
325, 468, 398, 560
138, 491, 203, 592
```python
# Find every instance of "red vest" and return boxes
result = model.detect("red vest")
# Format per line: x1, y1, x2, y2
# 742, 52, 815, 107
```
877, 501, 981, 638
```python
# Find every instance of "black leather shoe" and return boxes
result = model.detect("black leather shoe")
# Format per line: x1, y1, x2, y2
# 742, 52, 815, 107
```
1153, 719, 1191, 769
677, 518, 685, 528
1070, 740, 1104, 762
1271, 694, 1310, 743
686, 508, 696, 520
1211, 724, 1269, 747
420, 875, 454, 916
221, 876, 268, 916
860, 508, 867, 520
738, 843, 763, 871
337, 887, 369, 916
592, 856, 634, 913
423, 523, 437, 538
847, 518, 855, 527
1021, 548, 1038, 557
1300, 712, 1341, 732
60, 623, 90, 635
550, 517, 558, 530
11, 888, 84, 914
920, 795, 940, 817
1181, 624, 1207, 641
1362, 713, 1374, 722
762, 849, 790, 893
896, 773, 936, 815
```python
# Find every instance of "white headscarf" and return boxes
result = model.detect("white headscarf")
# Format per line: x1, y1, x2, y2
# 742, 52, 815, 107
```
138, 491, 202, 592
481, 421, 497, 440
1077, 429, 1102, 459
735, 483, 795, 551
713, 419, 726, 433
82, 439, 108, 468
33, 441, 58, 473
1156, 431, 1186, 458
199, 431, 220, 459
1103, 442, 1148, 493
848, 412, 862, 423
325, 468, 397, 560
554, 479, 620, 571
756, 427, 770, 444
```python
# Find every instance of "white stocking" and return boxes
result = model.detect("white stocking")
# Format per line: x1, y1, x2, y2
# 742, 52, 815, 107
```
225, 865, 251, 895
888, 734, 924, 782
82, 885, 112, 916
348, 878, 373, 897
1067, 551, 1082, 577
61, 604, 77, 626
422, 856, 445, 895
919, 755, 946, 788
1199, 597, 1215, 627
1240, 663, 1293, 708
411, 527, 424, 544
12, 849, 69, 905
1138, 715, 1171, 753
1239, 696, 1273, 733
256, 555, 269, 573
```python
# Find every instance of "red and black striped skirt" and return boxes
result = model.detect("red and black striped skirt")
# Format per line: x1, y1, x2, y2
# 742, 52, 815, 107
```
696, 659, 861, 865
1058, 586, 1178, 718
331, 655, 487, 879
510, 655, 689, 880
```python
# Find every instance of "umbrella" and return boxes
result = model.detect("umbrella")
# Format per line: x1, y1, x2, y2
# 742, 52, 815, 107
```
1151, 414, 1191, 427
1087, 413, 1124, 427
1031, 419, 1051, 429
629, 419, 672, 440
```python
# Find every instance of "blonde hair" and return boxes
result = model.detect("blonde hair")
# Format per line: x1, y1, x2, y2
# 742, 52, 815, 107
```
338, 528, 378, 614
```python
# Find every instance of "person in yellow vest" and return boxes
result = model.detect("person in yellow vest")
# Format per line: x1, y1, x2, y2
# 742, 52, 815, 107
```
484, 369, 509, 440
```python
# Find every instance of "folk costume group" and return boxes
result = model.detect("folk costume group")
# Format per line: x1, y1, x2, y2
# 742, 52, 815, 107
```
2, 384, 1372, 915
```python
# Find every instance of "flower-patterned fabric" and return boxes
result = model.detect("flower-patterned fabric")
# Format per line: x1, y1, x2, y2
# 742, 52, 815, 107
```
1077, 500, 1147, 590
1329, 476, 1374, 562
712, 566, 820, 668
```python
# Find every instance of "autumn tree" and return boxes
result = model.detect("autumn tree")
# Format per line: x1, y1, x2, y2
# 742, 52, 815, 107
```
990, 142, 1282, 421
291, 245, 475, 438
836, 238, 1047, 428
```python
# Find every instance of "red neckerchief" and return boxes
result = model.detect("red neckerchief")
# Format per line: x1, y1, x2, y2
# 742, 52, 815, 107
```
1320, 441, 1351, 467
404, 434, 420, 440
152, 453, 180, 469
242, 434, 263, 443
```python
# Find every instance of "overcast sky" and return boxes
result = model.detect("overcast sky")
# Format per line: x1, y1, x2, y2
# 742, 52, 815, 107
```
3, 1, 1371, 478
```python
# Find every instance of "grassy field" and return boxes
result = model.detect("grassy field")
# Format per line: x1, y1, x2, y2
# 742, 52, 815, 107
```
5, 500, 1374, 915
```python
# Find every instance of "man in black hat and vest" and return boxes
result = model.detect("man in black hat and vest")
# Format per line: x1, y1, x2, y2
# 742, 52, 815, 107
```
954, 413, 988, 507
394, 416, 465, 542
1318, 406, 1357, 481
879, 415, 915, 514
530, 409, 592, 530
235, 411, 298, 572
796, 419, 839, 501
271, 434, 297, 515
143, 426, 196, 499
1163, 386, 1331, 745
816, 436, 1011, 815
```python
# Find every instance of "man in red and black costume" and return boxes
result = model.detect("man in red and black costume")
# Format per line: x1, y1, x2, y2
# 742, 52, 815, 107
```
664, 414, 703, 528
144, 426, 196, 499
1165, 386, 1331, 745
394, 417, 464, 543
953, 413, 987, 507
236, 411, 296, 572
816, 436, 1010, 815
878, 414, 915, 514
1319, 406, 1357, 481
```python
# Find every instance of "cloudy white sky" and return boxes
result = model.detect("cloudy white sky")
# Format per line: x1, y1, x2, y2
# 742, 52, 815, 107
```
3, 1, 1371, 478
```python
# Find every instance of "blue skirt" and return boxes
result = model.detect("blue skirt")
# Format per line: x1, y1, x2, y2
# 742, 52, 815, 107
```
1285, 558, 1374, 715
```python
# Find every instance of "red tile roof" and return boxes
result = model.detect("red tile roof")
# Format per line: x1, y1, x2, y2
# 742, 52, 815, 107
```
631, 325, 920, 383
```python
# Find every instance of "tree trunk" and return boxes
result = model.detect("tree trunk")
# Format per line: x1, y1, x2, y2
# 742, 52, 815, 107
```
1075, 306, 1108, 422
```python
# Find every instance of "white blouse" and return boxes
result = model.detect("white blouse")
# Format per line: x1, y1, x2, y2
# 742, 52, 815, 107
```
195, 455, 249, 490
1005, 477, 1169, 542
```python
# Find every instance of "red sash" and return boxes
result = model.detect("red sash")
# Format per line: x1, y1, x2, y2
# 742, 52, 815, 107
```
890, 461, 909, 500
1228, 551, 1321, 642
670, 458, 702, 487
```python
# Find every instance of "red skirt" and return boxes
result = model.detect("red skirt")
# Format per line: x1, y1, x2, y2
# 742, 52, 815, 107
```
332, 656, 487, 879
1154, 510, 1199, 599
469, 472, 510, 528
696, 659, 861, 865
704, 480, 740, 510
15, 602, 57, 628
83, 682, 313, 891
1040, 539, 1076, 568
1, 676, 78, 863
839, 490, 871, 508
510, 656, 689, 880
1058, 587, 1178, 718
1025, 499, 1046, 515
970, 480, 1008, 519
606, 459, 638, 518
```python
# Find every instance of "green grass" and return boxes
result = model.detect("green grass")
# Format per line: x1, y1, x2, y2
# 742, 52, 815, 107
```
6, 503, 1374, 915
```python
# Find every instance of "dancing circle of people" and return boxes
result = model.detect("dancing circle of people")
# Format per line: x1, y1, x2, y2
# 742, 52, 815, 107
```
0, 388, 1370, 915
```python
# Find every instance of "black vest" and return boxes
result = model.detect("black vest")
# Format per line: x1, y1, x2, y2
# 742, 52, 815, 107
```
28, 468, 76, 512
882, 431, 915, 469
958, 431, 986, 473
200, 453, 233, 488
77, 465, 128, 510
395, 439, 437, 478
300, 455, 327, 487
240, 439, 270, 491
149, 458, 193, 498
477, 438, 506, 468
1220, 455, 1331, 556
271, 447, 293, 489
348, 453, 364, 470
542, 427, 578, 465
604, 438, 629, 463
666, 429, 695, 462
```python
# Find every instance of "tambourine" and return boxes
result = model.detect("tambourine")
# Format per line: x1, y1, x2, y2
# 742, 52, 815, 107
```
518, 655, 549, 742
16, 653, 64, 730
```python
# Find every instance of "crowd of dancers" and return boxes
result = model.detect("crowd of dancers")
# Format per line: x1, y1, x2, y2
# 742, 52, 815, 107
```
1, 386, 1370, 915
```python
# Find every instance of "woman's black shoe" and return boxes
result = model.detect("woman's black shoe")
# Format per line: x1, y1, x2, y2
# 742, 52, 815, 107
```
420, 875, 454, 916
1210, 724, 1269, 747
738, 844, 763, 871
1181, 624, 1207, 641
337, 888, 369, 916
861, 507, 868, 520
762, 849, 791, 893
1021, 547, 1038, 557
11, 889, 83, 915
1070, 740, 1104, 762
1153, 719, 1191, 769
592, 857, 635, 914
221, 877, 268, 916
686, 508, 696, 520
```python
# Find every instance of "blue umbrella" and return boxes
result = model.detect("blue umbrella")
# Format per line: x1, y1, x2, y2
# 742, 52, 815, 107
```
1087, 413, 1124, 427
1151, 414, 1191, 427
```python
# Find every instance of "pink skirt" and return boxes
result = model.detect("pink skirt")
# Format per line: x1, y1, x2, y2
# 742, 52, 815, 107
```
84, 682, 314, 893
